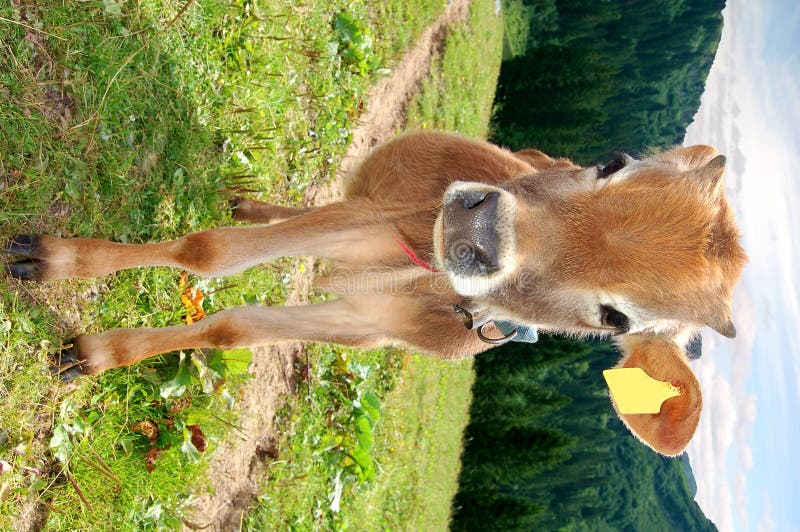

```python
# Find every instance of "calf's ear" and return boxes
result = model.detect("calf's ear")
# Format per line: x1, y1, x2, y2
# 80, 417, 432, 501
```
678, 144, 721, 168
607, 334, 702, 456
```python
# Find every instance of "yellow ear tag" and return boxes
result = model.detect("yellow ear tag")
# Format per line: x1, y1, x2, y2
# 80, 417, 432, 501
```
602, 368, 681, 414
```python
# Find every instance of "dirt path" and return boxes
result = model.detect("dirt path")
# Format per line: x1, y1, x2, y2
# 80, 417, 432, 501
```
185, 1, 471, 529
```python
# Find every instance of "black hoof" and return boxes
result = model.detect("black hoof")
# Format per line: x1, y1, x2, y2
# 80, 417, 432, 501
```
58, 366, 86, 383
5, 261, 41, 281
5, 235, 44, 281
55, 344, 80, 366
50, 343, 87, 382
5, 235, 40, 257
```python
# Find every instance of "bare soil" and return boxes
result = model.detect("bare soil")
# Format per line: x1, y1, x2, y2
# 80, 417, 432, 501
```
186, 0, 470, 529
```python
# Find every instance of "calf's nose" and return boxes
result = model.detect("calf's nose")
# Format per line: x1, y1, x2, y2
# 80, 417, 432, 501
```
445, 191, 500, 274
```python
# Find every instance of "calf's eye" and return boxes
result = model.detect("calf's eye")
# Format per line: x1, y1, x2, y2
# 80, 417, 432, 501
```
599, 305, 630, 333
598, 155, 626, 179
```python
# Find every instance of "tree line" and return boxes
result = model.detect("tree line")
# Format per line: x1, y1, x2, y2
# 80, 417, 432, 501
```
492, 0, 725, 164
451, 336, 716, 531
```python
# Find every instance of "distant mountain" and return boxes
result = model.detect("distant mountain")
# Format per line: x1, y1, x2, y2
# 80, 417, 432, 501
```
607, 420, 717, 532
681, 454, 699, 497
452, 337, 718, 531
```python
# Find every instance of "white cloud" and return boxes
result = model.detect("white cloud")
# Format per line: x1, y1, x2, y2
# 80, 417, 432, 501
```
688, 357, 757, 531
714, 473, 735, 532
708, 373, 736, 452
740, 444, 753, 470
683, 0, 800, 529
757, 494, 776, 532
735, 473, 749, 524
688, 359, 738, 531
739, 393, 757, 425
688, 292, 758, 531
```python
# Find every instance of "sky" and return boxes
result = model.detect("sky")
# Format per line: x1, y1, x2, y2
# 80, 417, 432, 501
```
682, 0, 800, 530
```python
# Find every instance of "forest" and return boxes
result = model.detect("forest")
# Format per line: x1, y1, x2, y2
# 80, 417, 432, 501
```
492, 0, 725, 163
452, 0, 726, 528
451, 337, 716, 530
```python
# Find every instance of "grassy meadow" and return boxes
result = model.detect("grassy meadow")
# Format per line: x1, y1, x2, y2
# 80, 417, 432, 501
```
0, 0, 503, 529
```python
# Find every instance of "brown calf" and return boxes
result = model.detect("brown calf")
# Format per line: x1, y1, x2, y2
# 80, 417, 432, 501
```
4, 131, 746, 455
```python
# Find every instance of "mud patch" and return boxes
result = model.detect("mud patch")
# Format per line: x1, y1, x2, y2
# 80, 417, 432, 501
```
184, 342, 300, 530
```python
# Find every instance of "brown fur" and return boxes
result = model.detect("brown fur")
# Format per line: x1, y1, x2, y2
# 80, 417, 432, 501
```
7, 131, 746, 455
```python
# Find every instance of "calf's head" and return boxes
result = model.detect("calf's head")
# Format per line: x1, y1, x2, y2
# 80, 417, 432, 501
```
433, 145, 747, 455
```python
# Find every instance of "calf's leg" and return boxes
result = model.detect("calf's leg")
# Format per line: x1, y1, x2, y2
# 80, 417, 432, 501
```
4, 200, 392, 280
56, 298, 387, 380
230, 198, 310, 224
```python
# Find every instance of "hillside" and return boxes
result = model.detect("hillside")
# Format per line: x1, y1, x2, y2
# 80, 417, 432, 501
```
452, 337, 717, 531
492, 0, 725, 163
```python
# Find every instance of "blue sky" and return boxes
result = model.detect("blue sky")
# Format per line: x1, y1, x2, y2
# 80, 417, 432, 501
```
682, 0, 800, 530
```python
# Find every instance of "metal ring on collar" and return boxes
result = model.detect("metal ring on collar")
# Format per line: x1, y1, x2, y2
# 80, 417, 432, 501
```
476, 323, 518, 345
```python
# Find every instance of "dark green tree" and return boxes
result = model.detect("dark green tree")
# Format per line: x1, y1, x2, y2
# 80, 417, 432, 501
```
491, 0, 724, 164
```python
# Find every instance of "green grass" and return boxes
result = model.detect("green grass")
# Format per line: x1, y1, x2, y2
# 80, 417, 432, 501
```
0, 0, 503, 528
343, 356, 475, 530
406, 0, 505, 136
245, 0, 504, 528
1, 0, 444, 528
244, 351, 475, 531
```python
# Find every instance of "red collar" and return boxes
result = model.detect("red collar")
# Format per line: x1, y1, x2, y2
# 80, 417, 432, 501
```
394, 235, 438, 272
